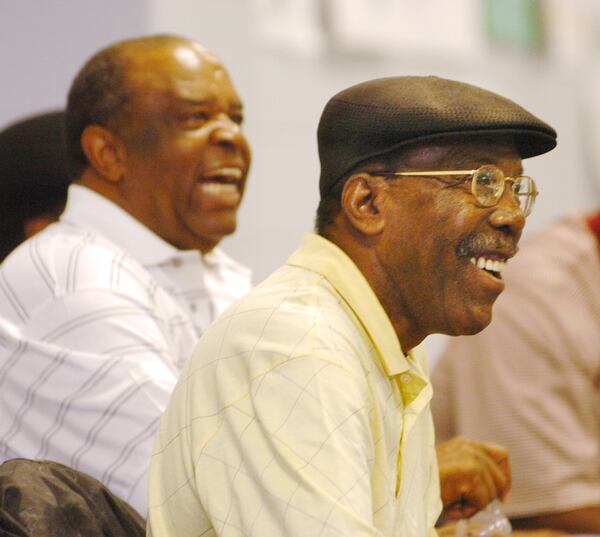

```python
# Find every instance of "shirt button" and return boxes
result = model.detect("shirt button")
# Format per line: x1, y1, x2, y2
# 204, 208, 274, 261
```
190, 303, 197, 312
172, 258, 183, 268
401, 374, 411, 383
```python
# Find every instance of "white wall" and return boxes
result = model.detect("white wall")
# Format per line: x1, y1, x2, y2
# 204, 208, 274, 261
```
0, 0, 149, 124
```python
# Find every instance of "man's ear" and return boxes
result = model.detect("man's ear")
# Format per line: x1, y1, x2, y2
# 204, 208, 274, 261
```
341, 173, 385, 236
80, 125, 125, 183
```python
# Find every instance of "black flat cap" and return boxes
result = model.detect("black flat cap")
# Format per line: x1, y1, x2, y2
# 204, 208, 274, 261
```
318, 76, 557, 196
0, 110, 74, 191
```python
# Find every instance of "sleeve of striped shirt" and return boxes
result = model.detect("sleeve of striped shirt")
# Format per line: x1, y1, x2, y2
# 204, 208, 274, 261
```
0, 284, 182, 516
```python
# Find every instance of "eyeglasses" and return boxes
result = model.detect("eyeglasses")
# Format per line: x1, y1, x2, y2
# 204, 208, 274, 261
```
381, 165, 538, 217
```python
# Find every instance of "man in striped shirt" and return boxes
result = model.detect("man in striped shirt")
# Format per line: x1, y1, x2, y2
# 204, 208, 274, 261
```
0, 34, 252, 515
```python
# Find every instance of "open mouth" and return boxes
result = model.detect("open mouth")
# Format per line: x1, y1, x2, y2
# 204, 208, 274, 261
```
195, 167, 245, 207
202, 167, 244, 183
469, 256, 507, 280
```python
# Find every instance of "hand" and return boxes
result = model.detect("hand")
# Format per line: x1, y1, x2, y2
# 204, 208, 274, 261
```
437, 436, 511, 520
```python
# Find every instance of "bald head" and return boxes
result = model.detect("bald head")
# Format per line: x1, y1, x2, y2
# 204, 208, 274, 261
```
65, 33, 250, 253
65, 34, 220, 175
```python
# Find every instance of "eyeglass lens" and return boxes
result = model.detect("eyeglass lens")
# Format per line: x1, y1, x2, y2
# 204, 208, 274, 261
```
473, 166, 535, 216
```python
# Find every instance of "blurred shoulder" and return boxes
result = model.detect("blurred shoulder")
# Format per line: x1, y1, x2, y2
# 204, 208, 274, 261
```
508, 213, 597, 278
0, 221, 158, 316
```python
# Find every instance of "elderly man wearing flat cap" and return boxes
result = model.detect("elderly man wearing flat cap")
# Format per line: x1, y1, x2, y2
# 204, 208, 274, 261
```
148, 76, 557, 537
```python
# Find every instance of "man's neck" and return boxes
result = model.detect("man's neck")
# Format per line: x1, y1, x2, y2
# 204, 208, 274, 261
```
321, 226, 422, 353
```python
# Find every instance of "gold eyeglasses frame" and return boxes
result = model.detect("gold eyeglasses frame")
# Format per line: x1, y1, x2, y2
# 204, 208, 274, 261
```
380, 164, 538, 217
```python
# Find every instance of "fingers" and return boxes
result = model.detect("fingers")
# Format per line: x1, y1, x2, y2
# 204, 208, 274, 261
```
437, 437, 512, 519
478, 446, 509, 501
442, 463, 495, 519
436, 522, 458, 537
480, 442, 511, 500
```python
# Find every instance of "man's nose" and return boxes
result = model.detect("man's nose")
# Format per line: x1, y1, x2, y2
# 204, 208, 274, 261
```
209, 115, 245, 148
488, 186, 526, 237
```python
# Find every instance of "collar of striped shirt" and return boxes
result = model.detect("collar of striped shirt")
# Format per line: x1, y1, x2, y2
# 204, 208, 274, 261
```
61, 184, 195, 266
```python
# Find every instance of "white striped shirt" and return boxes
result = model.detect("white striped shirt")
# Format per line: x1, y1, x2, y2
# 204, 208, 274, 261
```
0, 185, 251, 515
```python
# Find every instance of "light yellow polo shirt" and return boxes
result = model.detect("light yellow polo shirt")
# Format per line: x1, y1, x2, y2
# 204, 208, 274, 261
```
148, 233, 441, 537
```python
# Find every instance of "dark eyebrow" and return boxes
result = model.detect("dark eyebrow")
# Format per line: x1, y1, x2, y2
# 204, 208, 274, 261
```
449, 155, 523, 175
175, 98, 211, 107
176, 98, 243, 112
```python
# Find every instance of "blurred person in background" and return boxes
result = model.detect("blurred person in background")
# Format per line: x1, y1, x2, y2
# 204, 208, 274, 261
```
0, 110, 72, 262
432, 209, 600, 534
147, 75, 557, 537
0, 33, 252, 516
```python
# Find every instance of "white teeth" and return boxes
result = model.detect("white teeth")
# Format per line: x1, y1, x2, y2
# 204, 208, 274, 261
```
471, 256, 507, 273
208, 167, 243, 180
200, 183, 238, 194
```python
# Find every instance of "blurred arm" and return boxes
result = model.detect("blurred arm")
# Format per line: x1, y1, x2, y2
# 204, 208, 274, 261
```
511, 505, 600, 534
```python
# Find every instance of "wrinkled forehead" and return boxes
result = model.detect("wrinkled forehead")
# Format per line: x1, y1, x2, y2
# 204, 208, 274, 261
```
123, 42, 236, 99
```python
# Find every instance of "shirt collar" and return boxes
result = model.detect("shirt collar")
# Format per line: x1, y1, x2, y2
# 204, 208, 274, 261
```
60, 184, 187, 266
287, 232, 412, 376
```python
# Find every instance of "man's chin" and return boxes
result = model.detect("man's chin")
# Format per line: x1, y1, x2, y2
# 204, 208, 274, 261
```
189, 221, 238, 249
448, 306, 494, 337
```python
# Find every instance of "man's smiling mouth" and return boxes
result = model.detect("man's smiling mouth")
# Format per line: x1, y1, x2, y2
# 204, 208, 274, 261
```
202, 167, 244, 182
196, 167, 245, 200
469, 256, 507, 279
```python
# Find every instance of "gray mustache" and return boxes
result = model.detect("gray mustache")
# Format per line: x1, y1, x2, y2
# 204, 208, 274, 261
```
455, 234, 517, 258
